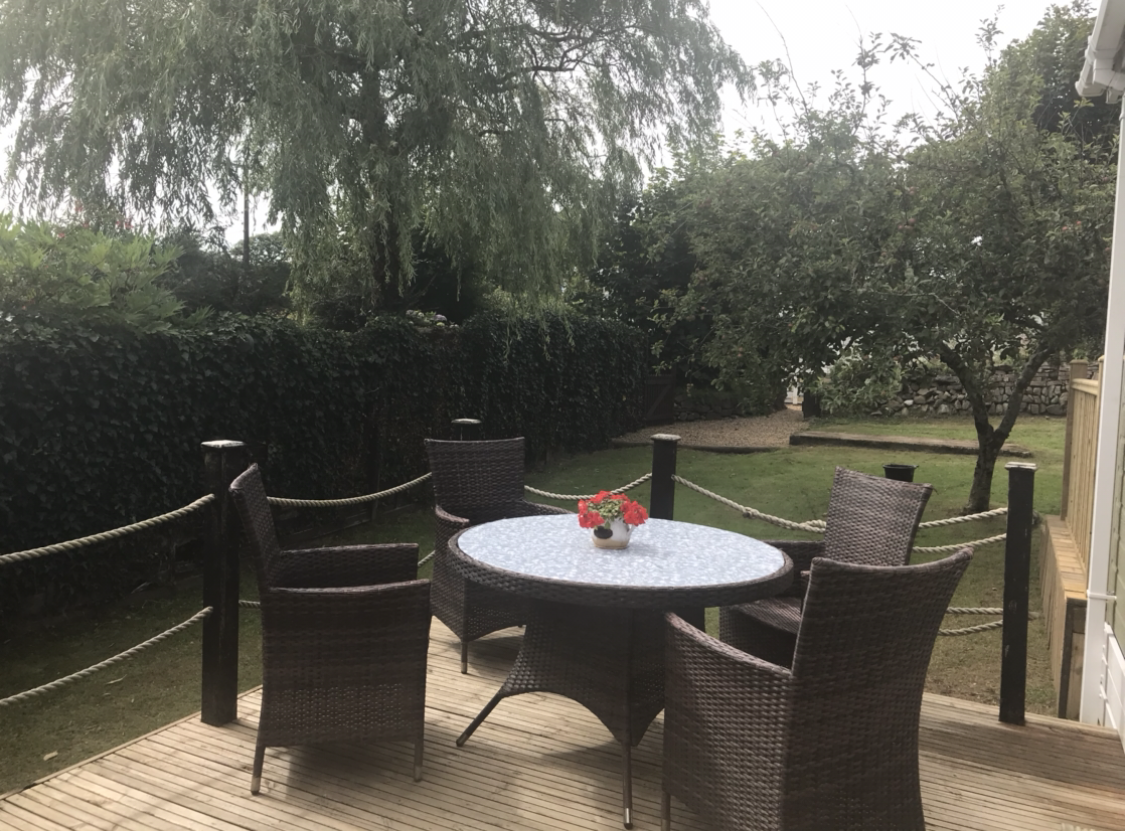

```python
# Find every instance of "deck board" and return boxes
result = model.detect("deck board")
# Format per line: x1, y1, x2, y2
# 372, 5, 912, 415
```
3, 622, 1124, 831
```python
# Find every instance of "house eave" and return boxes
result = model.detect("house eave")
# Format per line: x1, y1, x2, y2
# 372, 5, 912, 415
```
1076, 0, 1125, 101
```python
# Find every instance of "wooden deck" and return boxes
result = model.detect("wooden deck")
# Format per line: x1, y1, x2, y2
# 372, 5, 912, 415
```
3, 622, 1124, 831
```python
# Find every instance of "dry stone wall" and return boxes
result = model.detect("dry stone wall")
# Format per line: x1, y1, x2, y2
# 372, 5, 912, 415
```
880, 362, 1098, 418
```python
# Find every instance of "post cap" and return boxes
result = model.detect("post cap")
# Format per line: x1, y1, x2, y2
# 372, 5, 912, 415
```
201, 440, 246, 449
1004, 462, 1038, 471
651, 433, 682, 442
451, 418, 482, 425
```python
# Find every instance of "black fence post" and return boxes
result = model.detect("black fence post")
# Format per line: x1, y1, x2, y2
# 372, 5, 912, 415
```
452, 418, 482, 441
999, 461, 1036, 726
649, 433, 681, 521
201, 440, 249, 726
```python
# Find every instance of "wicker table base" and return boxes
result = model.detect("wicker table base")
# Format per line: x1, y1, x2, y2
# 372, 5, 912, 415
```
456, 601, 703, 828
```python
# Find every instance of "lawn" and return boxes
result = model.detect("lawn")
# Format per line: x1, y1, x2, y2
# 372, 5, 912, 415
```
0, 413, 1064, 795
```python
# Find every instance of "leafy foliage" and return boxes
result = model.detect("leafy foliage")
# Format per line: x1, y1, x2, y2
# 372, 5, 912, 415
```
0, 309, 645, 619
815, 346, 904, 416
158, 229, 291, 317
611, 9, 1113, 509
0, 0, 748, 310
0, 215, 209, 332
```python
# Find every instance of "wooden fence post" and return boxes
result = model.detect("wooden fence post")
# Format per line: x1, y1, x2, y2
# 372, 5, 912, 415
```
1060, 360, 1087, 521
649, 434, 680, 521
201, 440, 249, 726
1000, 461, 1036, 726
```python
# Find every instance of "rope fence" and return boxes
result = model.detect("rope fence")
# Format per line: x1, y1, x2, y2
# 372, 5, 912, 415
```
0, 446, 1032, 718
0, 494, 216, 568
266, 472, 432, 509
0, 607, 213, 707
671, 474, 1008, 552
525, 473, 652, 502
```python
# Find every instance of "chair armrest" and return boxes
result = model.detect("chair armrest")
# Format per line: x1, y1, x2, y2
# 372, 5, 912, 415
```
762, 540, 823, 597
273, 543, 420, 588
664, 612, 792, 791
434, 504, 471, 557
666, 612, 793, 686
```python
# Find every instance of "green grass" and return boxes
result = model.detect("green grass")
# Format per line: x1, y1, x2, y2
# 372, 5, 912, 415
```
0, 413, 1064, 795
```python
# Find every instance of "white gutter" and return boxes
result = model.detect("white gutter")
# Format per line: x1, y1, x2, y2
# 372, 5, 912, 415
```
1079, 93, 1125, 725
1077, 0, 1125, 101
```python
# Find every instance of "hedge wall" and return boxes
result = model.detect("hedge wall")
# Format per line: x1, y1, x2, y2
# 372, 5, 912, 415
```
0, 309, 645, 618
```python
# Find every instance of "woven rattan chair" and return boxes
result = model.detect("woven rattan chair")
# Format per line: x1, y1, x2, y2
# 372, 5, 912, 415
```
230, 464, 431, 794
719, 466, 933, 666
425, 437, 568, 672
664, 549, 972, 831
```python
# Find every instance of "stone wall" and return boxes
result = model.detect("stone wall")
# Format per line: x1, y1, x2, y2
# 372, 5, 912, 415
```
879, 362, 1098, 417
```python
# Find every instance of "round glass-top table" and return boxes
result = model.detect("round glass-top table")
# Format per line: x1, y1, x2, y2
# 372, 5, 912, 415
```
448, 514, 792, 828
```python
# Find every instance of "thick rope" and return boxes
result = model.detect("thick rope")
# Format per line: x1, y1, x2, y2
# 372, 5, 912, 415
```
418, 550, 434, 567
938, 607, 1040, 636
947, 607, 1004, 615
238, 599, 261, 609
914, 533, 1007, 554
0, 607, 213, 707
525, 474, 652, 502
266, 473, 432, 509
671, 475, 827, 532
0, 495, 217, 568
919, 507, 1007, 528
939, 620, 1005, 636
670, 476, 1010, 549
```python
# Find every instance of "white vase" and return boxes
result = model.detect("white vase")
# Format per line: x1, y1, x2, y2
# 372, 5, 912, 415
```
592, 517, 632, 549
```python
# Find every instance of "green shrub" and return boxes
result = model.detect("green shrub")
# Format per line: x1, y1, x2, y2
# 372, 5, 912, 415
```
0, 215, 208, 331
816, 346, 903, 415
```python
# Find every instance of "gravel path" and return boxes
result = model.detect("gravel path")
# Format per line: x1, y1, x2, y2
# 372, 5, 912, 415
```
616, 406, 808, 448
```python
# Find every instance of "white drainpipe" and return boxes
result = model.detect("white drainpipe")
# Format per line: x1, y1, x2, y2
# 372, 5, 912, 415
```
1080, 95, 1125, 725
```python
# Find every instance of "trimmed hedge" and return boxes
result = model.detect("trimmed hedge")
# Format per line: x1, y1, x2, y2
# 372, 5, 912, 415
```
0, 309, 645, 618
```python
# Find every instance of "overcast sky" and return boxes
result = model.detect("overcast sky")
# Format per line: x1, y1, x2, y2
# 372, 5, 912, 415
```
708, 0, 1065, 137
0, 0, 1079, 234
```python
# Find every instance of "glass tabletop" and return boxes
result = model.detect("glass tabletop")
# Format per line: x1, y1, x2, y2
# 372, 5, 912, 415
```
456, 515, 787, 590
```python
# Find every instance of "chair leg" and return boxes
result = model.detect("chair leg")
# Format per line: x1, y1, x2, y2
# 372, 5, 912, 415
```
413, 730, 424, 782
621, 739, 634, 829
661, 789, 671, 831
250, 743, 266, 794
461, 640, 469, 674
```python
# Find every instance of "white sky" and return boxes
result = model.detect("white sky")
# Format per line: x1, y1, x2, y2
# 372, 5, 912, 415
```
708, 0, 1064, 137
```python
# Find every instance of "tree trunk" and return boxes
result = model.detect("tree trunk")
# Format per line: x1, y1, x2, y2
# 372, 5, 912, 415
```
967, 434, 1002, 514
939, 345, 1054, 514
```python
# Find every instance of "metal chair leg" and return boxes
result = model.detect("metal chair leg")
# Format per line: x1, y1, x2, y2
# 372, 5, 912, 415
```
413, 731, 424, 782
622, 739, 634, 828
461, 640, 469, 674
250, 743, 266, 794
661, 789, 671, 831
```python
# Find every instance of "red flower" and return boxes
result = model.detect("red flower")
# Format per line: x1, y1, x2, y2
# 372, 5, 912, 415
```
578, 508, 605, 528
623, 503, 648, 526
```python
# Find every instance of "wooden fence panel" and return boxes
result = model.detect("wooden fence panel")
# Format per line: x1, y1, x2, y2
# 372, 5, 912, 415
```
1063, 359, 1102, 571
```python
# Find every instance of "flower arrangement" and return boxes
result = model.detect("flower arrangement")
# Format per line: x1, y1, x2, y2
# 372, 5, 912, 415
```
578, 491, 649, 530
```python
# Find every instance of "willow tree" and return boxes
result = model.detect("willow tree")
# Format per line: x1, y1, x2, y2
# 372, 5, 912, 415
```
0, 0, 746, 308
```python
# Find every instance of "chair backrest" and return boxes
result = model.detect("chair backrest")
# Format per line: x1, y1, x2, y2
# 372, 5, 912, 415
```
229, 463, 283, 591
791, 549, 971, 706
424, 437, 527, 515
821, 466, 933, 566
